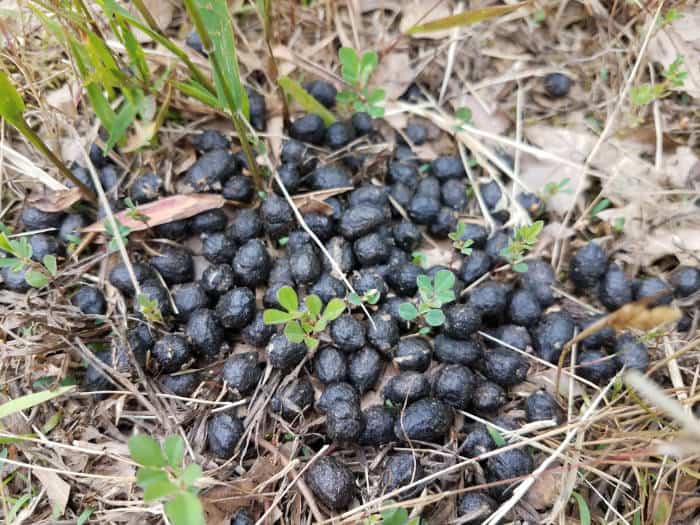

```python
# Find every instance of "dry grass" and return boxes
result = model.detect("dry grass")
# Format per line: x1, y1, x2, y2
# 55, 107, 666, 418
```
1, 0, 699, 524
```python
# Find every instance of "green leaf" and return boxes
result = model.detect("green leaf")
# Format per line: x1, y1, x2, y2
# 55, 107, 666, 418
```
590, 198, 611, 218
0, 70, 26, 128
104, 99, 139, 153
0, 232, 14, 253
424, 309, 445, 327
366, 87, 385, 105
181, 463, 202, 487
455, 107, 472, 124
189, 0, 248, 118
144, 479, 179, 501
172, 80, 222, 109
0, 385, 74, 420
348, 292, 361, 306
416, 274, 432, 294
359, 50, 378, 87
304, 336, 319, 351
42, 255, 57, 277
136, 467, 169, 487
24, 269, 49, 289
314, 318, 328, 332
367, 105, 385, 117
339, 47, 359, 84
612, 217, 625, 232
163, 435, 185, 469
366, 289, 380, 305
277, 285, 298, 313
278, 76, 337, 126
0, 258, 20, 268
433, 270, 455, 293
284, 321, 305, 343
570, 492, 591, 525
381, 506, 409, 525
263, 309, 293, 324
513, 262, 529, 273
164, 491, 206, 525
418, 327, 431, 335
335, 90, 356, 105
322, 298, 346, 321
435, 290, 456, 305
486, 425, 506, 447
407, 2, 527, 33
128, 435, 166, 468
630, 84, 655, 106
76, 508, 94, 525
305, 294, 323, 317
398, 303, 419, 321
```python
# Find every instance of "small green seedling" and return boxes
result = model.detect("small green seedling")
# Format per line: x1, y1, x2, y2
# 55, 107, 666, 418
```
124, 197, 150, 224
363, 501, 421, 525
399, 270, 456, 334
129, 434, 205, 525
336, 47, 385, 117
448, 223, 474, 256
630, 55, 687, 106
612, 217, 625, 233
590, 198, 611, 218
104, 219, 132, 254
541, 178, 572, 200
499, 221, 544, 273
658, 8, 682, 28
348, 289, 380, 306
263, 286, 345, 350
137, 293, 164, 324
411, 251, 427, 268
452, 106, 472, 131
0, 231, 57, 288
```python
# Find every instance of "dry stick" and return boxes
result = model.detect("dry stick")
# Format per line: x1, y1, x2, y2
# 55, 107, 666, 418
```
551, 3, 664, 273
457, 142, 497, 234
437, 0, 464, 105
483, 373, 618, 525
255, 438, 325, 524
72, 128, 176, 432
270, 170, 376, 329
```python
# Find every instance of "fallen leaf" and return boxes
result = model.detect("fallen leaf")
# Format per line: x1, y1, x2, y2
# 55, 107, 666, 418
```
369, 51, 416, 101
28, 187, 83, 212
521, 125, 596, 214
292, 187, 353, 215
524, 465, 561, 509
449, 95, 510, 136
82, 193, 226, 233
34, 469, 71, 515
399, 0, 453, 39
406, 2, 530, 35
648, 8, 700, 98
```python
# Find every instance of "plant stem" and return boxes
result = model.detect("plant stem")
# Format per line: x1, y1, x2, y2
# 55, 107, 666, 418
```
15, 121, 97, 204
183, 0, 263, 190
129, 0, 217, 97
258, 0, 290, 127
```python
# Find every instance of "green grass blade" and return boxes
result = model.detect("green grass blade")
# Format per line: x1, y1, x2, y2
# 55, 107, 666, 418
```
190, 0, 249, 118
96, 0, 216, 96
570, 491, 591, 525
171, 80, 222, 109
119, 20, 150, 83
407, 2, 529, 34
104, 99, 138, 153
0, 70, 26, 128
278, 76, 337, 125
0, 385, 74, 420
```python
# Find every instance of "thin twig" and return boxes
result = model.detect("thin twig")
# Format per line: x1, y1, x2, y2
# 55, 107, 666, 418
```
483, 374, 619, 525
